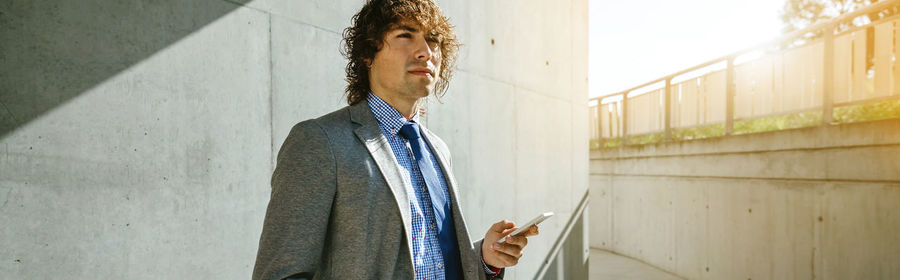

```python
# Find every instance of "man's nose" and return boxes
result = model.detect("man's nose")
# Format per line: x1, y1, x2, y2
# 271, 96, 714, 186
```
415, 36, 434, 61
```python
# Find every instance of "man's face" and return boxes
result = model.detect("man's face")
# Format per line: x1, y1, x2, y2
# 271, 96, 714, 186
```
369, 21, 442, 102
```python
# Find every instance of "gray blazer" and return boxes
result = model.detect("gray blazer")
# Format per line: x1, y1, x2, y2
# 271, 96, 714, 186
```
252, 100, 502, 280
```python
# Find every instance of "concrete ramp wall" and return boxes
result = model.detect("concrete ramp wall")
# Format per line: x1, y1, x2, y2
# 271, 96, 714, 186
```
589, 118, 900, 280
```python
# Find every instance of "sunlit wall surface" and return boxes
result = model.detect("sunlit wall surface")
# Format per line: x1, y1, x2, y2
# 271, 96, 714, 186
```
0, 0, 588, 279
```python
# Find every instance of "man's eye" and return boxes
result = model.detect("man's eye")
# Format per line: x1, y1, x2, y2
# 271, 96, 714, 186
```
398, 33, 412, 38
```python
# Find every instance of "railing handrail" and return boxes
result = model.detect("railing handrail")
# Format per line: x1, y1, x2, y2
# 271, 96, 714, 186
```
533, 188, 590, 280
591, 0, 900, 102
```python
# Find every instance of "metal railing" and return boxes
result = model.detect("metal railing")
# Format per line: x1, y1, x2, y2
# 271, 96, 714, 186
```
590, 0, 900, 148
534, 189, 589, 280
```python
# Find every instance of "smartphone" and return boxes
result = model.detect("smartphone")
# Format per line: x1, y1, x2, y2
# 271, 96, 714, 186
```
506, 212, 553, 238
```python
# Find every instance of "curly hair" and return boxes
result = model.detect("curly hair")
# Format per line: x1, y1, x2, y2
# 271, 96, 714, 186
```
341, 0, 460, 105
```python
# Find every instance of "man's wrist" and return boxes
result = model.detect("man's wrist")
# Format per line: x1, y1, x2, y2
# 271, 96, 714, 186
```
481, 257, 501, 276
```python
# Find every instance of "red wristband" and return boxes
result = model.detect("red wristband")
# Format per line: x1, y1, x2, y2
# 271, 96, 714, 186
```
487, 265, 501, 275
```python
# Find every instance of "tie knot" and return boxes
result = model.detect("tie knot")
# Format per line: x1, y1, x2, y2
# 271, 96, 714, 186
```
398, 122, 421, 140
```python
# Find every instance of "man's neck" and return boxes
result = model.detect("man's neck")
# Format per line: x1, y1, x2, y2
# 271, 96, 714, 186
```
370, 91, 422, 119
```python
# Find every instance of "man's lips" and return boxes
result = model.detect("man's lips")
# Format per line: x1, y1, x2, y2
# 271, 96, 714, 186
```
408, 68, 434, 77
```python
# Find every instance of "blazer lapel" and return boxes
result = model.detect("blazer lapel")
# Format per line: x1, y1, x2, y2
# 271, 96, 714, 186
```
420, 127, 462, 206
349, 101, 414, 259
420, 125, 480, 279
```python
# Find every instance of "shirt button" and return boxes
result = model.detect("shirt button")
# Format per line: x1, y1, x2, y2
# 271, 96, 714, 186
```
430, 223, 435, 230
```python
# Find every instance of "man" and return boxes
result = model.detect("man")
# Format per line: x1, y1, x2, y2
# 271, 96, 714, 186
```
252, 0, 537, 279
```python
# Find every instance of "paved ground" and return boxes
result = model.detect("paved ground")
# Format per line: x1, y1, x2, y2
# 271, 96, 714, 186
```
590, 249, 685, 280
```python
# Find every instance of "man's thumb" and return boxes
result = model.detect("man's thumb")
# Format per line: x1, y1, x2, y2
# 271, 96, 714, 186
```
487, 220, 515, 240
490, 220, 513, 232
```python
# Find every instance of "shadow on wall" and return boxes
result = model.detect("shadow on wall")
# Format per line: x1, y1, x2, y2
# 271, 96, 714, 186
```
0, 0, 250, 137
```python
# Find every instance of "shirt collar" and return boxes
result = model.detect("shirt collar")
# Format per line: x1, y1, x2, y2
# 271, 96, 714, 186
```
367, 93, 419, 135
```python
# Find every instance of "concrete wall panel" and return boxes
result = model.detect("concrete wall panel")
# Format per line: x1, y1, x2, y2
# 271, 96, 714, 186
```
768, 183, 817, 280
705, 181, 777, 280
591, 118, 900, 280
461, 0, 518, 85
0, 5, 270, 278
235, 0, 363, 33
514, 88, 575, 278
610, 176, 675, 272
270, 17, 347, 162
589, 175, 612, 249
826, 146, 900, 182
0, 0, 246, 137
570, 0, 590, 219
821, 183, 900, 280
593, 119, 900, 160
595, 146, 900, 182
510, 0, 574, 101
467, 72, 517, 236
571, 100, 590, 212
671, 178, 709, 280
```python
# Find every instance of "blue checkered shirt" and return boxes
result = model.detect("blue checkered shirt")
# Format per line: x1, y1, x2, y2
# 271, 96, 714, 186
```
367, 94, 500, 279
367, 94, 453, 279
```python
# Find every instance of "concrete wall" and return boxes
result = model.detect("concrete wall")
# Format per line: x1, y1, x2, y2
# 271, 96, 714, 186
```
426, 0, 589, 278
589, 118, 900, 280
0, 0, 587, 279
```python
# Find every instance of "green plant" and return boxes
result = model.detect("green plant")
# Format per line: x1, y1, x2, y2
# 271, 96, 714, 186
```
833, 98, 900, 123
733, 111, 821, 134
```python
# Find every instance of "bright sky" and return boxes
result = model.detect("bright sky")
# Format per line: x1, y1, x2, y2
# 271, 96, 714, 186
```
589, 0, 787, 98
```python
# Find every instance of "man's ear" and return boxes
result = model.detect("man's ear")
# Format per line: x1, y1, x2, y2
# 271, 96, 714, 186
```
364, 58, 372, 68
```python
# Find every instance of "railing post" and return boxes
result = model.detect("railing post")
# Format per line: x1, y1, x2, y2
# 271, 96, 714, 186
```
621, 92, 629, 145
725, 57, 735, 135
595, 103, 604, 148
823, 23, 835, 125
664, 78, 672, 141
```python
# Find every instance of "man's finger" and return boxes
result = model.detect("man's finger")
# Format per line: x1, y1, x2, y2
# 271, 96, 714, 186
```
505, 235, 528, 247
486, 221, 517, 243
489, 220, 515, 233
500, 227, 518, 237
494, 251, 520, 267
524, 225, 539, 237
491, 241, 523, 257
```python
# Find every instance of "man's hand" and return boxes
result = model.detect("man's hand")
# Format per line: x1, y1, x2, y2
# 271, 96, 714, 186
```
482, 220, 540, 268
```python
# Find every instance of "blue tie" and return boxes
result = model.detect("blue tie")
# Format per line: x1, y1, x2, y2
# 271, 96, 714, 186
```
398, 121, 461, 280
